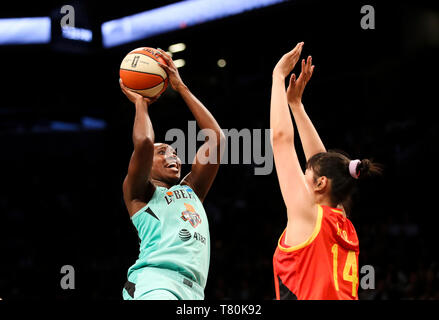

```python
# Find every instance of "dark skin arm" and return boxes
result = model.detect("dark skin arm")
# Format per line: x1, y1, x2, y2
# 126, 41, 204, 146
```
120, 80, 157, 216
156, 49, 225, 202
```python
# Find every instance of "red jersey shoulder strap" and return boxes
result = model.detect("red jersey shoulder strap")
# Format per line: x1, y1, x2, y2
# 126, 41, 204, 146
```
277, 205, 324, 252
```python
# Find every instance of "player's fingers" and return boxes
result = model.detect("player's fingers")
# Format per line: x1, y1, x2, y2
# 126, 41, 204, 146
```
158, 54, 176, 71
157, 47, 169, 56
120, 79, 133, 93
285, 42, 302, 60
289, 73, 296, 86
119, 79, 129, 93
156, 51, 169, 61
290, 42, 303, 59
158, 61, 170, 70
296, 42, 304, 54
156, 49, 172, 63
305, 56, 312, 80
297, 60, 307, 83
293, 41, 304, 52
286, 44, 298, 56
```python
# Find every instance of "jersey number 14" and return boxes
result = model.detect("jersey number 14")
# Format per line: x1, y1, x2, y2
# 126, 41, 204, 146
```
331, 244, 358, 297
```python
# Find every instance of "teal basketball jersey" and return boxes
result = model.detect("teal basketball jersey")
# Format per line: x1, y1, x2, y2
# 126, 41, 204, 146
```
126, 183, 210, 292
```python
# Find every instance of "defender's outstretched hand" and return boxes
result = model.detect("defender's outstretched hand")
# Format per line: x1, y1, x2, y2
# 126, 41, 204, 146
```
273, 42, 304, 79
286, 55, 315, 106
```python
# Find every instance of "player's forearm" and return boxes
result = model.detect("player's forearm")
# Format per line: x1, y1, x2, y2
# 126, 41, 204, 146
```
132, 98, 155, 147
177, 85, 224, 144
270, 75, 295, 145
290, 102, 326, 160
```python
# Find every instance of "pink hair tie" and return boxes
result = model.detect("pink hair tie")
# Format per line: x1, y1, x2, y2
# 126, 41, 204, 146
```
349, 159, 361, 179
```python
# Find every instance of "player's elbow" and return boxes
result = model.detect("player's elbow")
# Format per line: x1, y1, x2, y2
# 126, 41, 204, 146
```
206, 129, 226, 147
133, 136, 154, 153
271, 130, 294, 146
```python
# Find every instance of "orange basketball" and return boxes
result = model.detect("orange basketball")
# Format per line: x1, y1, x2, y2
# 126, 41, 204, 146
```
119, 47, 169, 98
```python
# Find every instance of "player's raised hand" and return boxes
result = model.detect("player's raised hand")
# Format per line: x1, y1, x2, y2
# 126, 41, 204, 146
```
286, 55, 314, 106
155, 49, 186, 92
120, 79, 156, 105
273, 42, 304, 79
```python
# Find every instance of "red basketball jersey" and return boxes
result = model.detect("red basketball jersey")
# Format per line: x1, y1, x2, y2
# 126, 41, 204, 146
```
273, 205, 360, 300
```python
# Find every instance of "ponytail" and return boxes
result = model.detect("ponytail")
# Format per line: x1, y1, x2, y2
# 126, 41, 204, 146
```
350, 158, 383, 180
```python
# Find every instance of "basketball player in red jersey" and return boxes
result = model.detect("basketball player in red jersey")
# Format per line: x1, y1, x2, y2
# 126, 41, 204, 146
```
270, 42, 382, 300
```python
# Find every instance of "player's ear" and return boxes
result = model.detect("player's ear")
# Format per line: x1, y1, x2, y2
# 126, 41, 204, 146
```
315, 176, 328, 192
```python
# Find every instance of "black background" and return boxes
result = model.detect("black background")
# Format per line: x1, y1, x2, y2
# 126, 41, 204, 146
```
0, 0, 438, 300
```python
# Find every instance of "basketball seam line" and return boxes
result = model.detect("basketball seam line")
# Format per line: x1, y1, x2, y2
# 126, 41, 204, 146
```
129, 81, 166, 92
120, 68, 166, 82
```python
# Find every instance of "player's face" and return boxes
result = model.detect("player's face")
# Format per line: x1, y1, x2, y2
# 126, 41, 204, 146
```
151, 143, 181, 184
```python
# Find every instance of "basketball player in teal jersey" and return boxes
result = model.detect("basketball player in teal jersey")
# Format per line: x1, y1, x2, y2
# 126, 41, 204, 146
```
119, 49, 225, 300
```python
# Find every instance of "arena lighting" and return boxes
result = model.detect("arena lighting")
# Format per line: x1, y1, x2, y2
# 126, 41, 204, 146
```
174, 59, 186, 68
217, 58, 227, 68
62, 26, 93, 42
168, 42, 186, 53
101, 0, 287, 48
0, 17, 51, 45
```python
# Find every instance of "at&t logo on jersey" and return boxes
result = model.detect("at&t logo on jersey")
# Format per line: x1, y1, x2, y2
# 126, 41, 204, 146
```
181, 203, 201, 228
179, 229, 191, 242
178, 229, 206, 245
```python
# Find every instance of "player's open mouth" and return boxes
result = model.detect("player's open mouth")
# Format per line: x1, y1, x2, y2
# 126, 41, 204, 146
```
165, 162, 179, 172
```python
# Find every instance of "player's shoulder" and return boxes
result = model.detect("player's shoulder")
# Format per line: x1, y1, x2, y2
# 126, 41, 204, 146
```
320, 205, 353, 226
320, 204, 344, 216
320, 205, 359, 249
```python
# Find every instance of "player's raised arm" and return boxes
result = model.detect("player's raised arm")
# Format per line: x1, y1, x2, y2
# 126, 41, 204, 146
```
286, 55, 324, 161
156, 49, 225, 202
270, 42, 315, 217
120, 80, 157, 216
